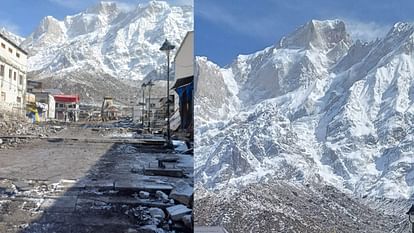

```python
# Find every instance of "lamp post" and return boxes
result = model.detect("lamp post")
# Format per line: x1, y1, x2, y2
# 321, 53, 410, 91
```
146, 80, 154, 132
141, 82, 147, 125
159, 39, 175, 146
407, 204, 414, 232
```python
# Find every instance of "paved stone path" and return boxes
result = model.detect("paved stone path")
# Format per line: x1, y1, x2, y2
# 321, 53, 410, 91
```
0, 122, 193, 233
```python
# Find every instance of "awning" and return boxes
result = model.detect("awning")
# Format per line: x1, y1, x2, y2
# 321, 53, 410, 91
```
172, 76, 193, 89
53, 95, 80, 103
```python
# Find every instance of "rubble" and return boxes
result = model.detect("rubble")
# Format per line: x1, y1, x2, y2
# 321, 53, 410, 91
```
0, 118, 64, 150
148, 207, 165, 221
0, 119, 193, 233
169, 181, 193, 207
155, 191, 169, 203
181, 214, 192, 229
139, 191, 150, 199
166, 204, 192, 221
138, 225, 165, 233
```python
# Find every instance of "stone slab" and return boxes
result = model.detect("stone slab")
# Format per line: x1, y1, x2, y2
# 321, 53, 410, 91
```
84, 179, 114, 191
114, 180, 173, 193
166, 204, 192, 221
144, 168, 184, 178
169, 181, 193, 206
39, 196, 78, 213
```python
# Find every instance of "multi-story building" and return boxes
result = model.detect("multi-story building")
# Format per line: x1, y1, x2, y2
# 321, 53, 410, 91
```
0, 33, 27, 116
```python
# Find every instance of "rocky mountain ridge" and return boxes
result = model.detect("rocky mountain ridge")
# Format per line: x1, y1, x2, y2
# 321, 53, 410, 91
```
195, 19, 414, 199
2, 1, 193, 104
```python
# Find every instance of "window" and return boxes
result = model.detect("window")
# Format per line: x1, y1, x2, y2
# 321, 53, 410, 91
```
0, 65, 4, 77
8, 48, 12, 53
16, 96, 21, 103
1, 43, 5, 49
1, 92, 5, 101
19, 75, 23, 85
16, 52, 20, 58
8, 70, 11, 89
13, 72, 16, 81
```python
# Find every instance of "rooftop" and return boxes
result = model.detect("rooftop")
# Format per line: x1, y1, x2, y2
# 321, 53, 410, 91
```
0, 32, 28, 55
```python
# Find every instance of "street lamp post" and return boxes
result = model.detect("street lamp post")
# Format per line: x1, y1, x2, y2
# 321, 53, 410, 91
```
407, 204, 414, 232
147, 80, 154, 132
141, 83, 147, 125
159, 39, 175, 146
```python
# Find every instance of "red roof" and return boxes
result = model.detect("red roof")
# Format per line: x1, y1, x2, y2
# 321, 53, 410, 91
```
53, 94, 80, 103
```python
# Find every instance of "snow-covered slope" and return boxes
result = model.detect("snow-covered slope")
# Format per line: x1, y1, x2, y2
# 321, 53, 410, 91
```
18, 1, 193, 103
195, 19, 414, 201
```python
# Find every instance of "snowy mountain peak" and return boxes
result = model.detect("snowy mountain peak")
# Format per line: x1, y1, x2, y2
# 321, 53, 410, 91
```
33, 16, 63, 38
279, 19, 351, 50
391, 22, 413, 33
196, 19, 414, 201
85, 1, 119, 15
147, 0, 171, 9
19, 0, 192, 103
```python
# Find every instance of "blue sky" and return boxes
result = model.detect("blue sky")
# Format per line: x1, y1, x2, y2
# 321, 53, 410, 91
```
0, 0, 192, 37
196, 0, 414, 66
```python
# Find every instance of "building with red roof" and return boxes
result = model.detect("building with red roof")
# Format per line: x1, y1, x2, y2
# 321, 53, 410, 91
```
53, 94, 80, 122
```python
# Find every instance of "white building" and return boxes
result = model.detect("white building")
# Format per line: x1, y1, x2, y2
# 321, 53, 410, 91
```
174, 31, 194, 82
0, 33, 27, 116
34, 92, 56, 120
172, 31, 194, 132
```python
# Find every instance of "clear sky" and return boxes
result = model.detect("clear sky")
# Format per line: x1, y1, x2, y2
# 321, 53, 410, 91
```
0, 0, 193, 37
196, 0, 414, 66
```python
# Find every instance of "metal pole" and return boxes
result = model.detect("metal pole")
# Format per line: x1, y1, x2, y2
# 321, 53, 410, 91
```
412, 222, 414, 233
142, 87, 145, 125
166, 51, 171, 144
148, 85, 151, 132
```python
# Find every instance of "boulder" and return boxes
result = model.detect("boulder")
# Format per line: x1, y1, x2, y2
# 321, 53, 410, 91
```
139, 191, 150, 199
166, 204, 192, 221
169, 181, 193, 206
148, 207, 165, 221
138, 225, 165, 233
155, 190, 169, 202
182, 214, 193, 229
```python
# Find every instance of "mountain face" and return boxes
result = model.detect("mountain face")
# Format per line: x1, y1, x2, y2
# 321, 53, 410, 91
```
195, 19, 414, 204
17, 1, 193, 103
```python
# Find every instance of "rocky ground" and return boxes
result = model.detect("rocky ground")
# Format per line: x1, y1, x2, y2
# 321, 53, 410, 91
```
194, 181, 411, 233
0, 119, 193, 233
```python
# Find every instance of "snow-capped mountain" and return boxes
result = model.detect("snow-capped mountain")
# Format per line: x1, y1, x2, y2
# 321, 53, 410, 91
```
195, 19, 414, 201
16, 1, 193, 103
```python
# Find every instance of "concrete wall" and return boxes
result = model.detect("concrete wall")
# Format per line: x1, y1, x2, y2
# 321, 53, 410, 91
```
34, 92, 56, 119
48, 95, 55, 119
174, 31, 194, 80
0, 34, 27, 115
